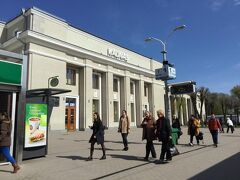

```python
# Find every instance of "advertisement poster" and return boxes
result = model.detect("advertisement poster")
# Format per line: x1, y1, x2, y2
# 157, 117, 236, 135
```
24, 104, 47, 148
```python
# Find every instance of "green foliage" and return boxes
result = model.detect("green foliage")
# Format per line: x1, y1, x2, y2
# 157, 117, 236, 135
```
231, 85, 240, 100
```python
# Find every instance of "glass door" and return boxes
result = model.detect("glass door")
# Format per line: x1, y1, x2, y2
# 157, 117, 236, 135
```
65, 98, 76, 131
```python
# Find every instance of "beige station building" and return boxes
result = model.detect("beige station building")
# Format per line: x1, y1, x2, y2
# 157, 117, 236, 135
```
0, 7, 204, 131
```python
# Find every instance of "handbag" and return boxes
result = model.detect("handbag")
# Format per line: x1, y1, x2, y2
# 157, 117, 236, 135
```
170, 145, 180, 156
198, 131, 203, 140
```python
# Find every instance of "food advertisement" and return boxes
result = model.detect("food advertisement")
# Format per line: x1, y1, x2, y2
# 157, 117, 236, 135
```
24, 104, 47, 148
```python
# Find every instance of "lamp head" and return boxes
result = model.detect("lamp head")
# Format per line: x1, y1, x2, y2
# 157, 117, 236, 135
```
145, 37, 153, 42
173, 25, 186, 31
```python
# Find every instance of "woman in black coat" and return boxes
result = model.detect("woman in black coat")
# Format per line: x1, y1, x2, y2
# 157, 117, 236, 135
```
0, 112, 20, 173
87, 112, 106, 160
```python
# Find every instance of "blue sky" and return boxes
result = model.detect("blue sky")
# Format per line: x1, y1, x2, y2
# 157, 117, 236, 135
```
1, 0, 240, 94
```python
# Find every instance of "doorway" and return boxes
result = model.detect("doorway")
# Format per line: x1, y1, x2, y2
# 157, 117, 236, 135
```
0, 91, 16, 165
65, 98, 76, 131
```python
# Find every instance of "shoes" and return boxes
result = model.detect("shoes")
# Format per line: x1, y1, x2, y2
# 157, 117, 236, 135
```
144, 157, 149, 161
152, 155, 157, 158
100, 155, 106, 160
189, 143, 193, 146
166, 158, 172, 161
156, 159, 165, 164
86, 156, 93, 161
123, 147, 128, 151
12, 164, 20, 173
214, 144, 218, 147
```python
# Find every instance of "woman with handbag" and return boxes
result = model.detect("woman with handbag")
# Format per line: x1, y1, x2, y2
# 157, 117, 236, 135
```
188, 115, 201, 146
0, 112, 20, 173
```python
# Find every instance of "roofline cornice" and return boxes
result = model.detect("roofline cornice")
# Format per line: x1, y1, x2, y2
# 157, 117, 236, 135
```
2, 30, 157, 77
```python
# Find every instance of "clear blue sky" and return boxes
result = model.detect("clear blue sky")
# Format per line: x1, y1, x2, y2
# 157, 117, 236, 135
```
1, 0, 240, 94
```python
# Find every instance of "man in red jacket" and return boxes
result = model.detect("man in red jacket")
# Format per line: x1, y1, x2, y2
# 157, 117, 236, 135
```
208, 114, 221, 147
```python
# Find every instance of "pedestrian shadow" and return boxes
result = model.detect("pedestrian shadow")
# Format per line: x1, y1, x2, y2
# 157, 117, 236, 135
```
189, 152, 240, 180
56, 155, 88, 161
0, 169, 13, 173
222, 134, 240, 138
179, 144, 212, 155
73, 140, 88, 142
104, 140, 144, 145
94, 147, 123, 151
110, 154, 149, 162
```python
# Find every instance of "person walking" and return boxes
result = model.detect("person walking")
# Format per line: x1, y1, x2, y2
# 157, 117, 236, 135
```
172, 114, 181, 144
208, 114, 221, 147
156, 110, 172, 163
118, 110, 130, 151
188, 115, 201, 146
219, 118, 225, 133
87, 112, 106, 160
141, 111, 156, 161
0, 112, 20, 173
226, 117, 234, 133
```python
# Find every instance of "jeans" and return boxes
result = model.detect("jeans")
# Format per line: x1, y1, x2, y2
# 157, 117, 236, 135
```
0, 146, 16, 165
210, 130, 218, 144
121, 133, 128, 148
227, 126, 234, 133
190, 134, 199, 144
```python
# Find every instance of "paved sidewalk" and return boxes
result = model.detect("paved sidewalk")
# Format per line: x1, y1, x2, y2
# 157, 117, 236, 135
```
0, 127, 240, 180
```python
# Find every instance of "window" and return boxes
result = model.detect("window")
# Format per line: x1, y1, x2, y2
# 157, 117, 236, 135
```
130, 82, 134, 94
92, 100, 99, 113
67, 68, 76, 85
113, 78, 118, 92
144, 84, 148, 97
92, 74, 99, 89
131, 103, 135, 122
113, 101, 119, 122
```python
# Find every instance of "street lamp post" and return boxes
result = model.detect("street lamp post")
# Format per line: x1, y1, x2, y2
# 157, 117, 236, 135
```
145, 25, 186, 123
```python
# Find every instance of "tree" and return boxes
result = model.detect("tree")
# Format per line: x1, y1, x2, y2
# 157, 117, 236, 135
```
205, 92, 222, 116
190, 92, 200, 118
197, 87, 209, 121
231, 85, 240, 124
231, 85, 240, 100
218, 93, 230, 122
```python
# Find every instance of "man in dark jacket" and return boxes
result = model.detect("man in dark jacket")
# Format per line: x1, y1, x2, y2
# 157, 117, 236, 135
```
156, 110, 172, 163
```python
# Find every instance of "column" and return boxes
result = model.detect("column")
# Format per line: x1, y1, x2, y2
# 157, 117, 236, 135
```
80, 65, 92, 129
136, 79, 145, 127
102, 70, 113, 127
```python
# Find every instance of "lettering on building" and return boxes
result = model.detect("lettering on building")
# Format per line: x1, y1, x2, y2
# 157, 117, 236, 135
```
107, 48, 129, 62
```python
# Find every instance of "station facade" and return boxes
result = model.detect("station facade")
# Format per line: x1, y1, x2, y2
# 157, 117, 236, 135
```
0, 7, 202, 131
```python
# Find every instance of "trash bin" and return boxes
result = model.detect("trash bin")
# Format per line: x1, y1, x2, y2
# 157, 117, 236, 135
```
171, 128, 179, 145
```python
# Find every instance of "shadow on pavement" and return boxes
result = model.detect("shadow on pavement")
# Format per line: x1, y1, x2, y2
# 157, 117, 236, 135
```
56, 155, 88, 161
0, 169, 13, 173
110, 154, 148, 161
189, 152, 240, 180
222, 134, 240, 138
104, 140, 145, 145
95, 147, 123, 151
73, 140, 88, 142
